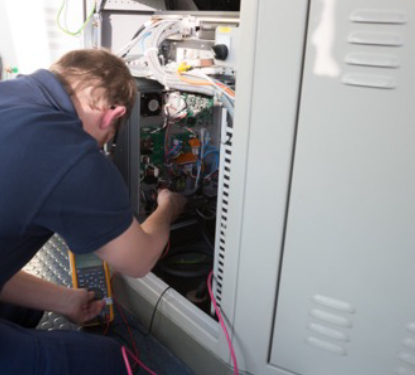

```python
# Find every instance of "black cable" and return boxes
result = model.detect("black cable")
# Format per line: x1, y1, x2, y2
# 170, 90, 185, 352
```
121, 25, 146, 58
130, 25, 146, 43
164, 245, 213, 258
146, 286, 171, 335
157, 246, 213, 278
197, 216, 214, 252
194, 195, 216, 251
195, 279, 208, 299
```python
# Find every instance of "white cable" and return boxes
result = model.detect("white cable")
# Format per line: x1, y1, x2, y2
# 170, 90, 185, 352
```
185, 70, 235, 102
194, 163, 202, 190
124, 18, 236, 119
116, 20, 172, 57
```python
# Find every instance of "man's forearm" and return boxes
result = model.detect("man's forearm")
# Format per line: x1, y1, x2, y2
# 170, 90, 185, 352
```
0, 271, 71, 314
96, 200, 176, 277
95, 190, 186, 278
138, 203, 174, 268
141, 202, 173, 247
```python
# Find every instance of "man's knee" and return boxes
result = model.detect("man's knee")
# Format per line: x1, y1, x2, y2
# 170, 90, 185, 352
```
39, 330, 128, 375
0, 302, 43, 328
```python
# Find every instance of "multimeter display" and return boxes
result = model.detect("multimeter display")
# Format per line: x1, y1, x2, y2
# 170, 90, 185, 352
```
75, 252, 102, 269
69, 251, 114, 326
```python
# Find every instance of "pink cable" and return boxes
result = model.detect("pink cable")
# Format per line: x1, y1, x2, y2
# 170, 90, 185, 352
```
122, 346, 157, 375
207, 271, 239, 375
110, 274, 140, 362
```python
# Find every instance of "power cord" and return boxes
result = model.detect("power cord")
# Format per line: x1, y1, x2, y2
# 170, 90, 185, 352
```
122, 346, 157, 375
146, 286, 171, 335
110, 279, 171, 375
208, 270, 239, 375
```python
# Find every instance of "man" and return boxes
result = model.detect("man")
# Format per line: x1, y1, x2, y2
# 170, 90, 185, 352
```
0, 49, 186, 374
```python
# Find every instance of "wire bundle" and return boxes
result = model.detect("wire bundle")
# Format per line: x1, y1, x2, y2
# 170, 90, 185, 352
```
117, 18, 235, 118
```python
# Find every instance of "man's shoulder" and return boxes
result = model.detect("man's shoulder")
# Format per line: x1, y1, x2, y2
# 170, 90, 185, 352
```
0, 100, 77, 124
0, 69, 75, 114
1, 104, 92, 148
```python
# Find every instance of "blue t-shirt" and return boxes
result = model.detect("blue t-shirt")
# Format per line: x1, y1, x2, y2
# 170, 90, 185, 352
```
0, 70, 133, 289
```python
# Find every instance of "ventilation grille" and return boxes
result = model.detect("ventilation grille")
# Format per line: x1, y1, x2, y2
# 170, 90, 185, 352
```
305, 294, 355, 356
342, 8, 407, 89
395, 323, 415, 375
213, 111, 234, 308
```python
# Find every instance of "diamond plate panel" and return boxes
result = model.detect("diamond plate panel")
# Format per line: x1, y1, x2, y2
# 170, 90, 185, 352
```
23, 234, 80, 331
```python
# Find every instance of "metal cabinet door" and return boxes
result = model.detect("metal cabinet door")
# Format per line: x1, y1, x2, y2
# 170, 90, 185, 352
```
271, 1, 415, 375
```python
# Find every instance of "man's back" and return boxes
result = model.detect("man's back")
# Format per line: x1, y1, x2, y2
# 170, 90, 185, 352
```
0, 70, 132, 289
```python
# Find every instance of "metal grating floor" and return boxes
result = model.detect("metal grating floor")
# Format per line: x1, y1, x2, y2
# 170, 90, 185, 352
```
23, 234, 79, 331
23, 235, 195, 375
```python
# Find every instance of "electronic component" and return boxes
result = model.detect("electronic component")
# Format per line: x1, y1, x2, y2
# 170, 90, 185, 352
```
137, 89, 220, 219
112, 14, 236, 312
141, 93, 162, 117
68, 251, 114, 326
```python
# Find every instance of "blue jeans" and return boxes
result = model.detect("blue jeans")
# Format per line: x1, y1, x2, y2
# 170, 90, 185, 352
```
0, 303, 128, 375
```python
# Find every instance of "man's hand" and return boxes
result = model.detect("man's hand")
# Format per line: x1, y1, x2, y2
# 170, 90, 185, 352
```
63, 288, 106, 324
0, 271, 106, 324
157, 189, 187, 222
95, 189, 187, 278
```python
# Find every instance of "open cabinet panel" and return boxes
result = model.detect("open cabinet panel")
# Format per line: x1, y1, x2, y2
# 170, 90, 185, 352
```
89, 9, 241, 374
87, 5, 240, 365
116, 72, 234, 317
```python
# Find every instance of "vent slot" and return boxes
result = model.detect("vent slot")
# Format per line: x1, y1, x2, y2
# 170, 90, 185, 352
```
395, 322, 415, 374
347, 31, 403, 46
345, 53, 400, 68
305, 295, 355, 356
342, 7, 405, 90
212, 111, 233, 308
350, 10, 407, 24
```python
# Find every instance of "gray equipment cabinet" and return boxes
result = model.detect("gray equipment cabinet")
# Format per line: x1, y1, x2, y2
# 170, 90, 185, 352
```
86, 0, 415, 374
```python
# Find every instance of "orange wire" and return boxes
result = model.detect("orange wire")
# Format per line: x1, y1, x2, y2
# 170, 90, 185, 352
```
177, 71, 236, 98
216, 81, 235, 97
177, 72, 212, 86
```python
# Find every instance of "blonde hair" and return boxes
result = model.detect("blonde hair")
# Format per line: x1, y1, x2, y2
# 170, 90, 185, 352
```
50, 49, 136, 118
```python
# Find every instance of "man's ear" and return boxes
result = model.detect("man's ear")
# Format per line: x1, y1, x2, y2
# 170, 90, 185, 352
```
100, 106, 127, 129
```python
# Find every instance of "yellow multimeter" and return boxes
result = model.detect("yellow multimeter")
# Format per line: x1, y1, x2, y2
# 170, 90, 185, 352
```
68, 250, 114, 326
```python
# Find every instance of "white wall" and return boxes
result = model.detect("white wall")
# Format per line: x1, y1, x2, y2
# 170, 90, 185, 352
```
0, 0, 92, 78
